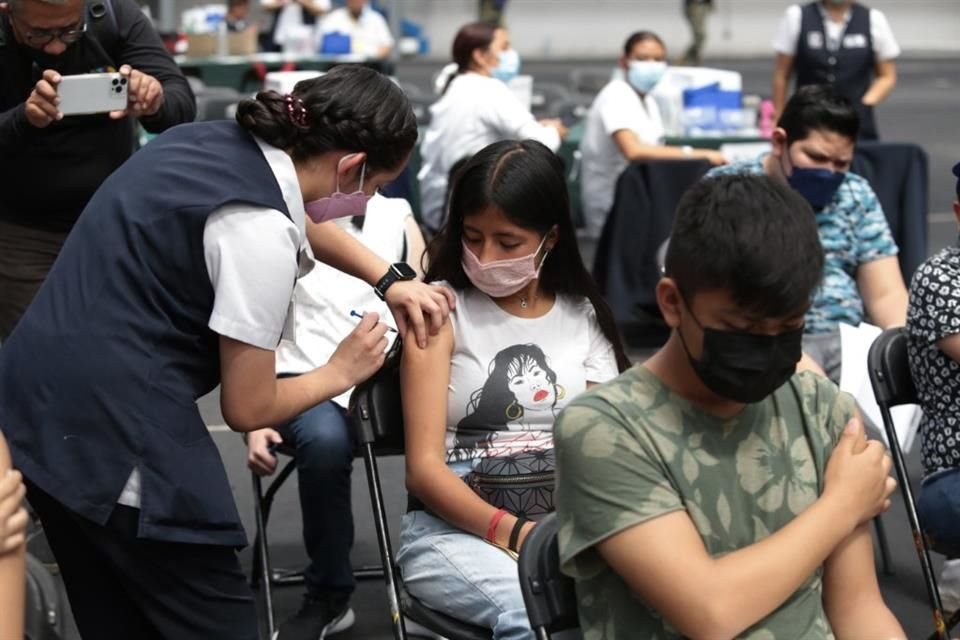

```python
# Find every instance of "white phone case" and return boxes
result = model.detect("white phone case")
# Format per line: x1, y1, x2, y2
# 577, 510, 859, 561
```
57, 72, 129, 116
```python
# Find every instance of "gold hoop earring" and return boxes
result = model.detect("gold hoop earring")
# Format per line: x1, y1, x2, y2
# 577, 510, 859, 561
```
505, 400, 522, 421
555, 384, 566, 401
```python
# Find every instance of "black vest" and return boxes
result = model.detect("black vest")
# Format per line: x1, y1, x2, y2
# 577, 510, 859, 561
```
0, 121, 293, 546
795, 1, 877, 139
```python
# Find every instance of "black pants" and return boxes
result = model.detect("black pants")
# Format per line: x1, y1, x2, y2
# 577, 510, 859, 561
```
26, 481, 258, 640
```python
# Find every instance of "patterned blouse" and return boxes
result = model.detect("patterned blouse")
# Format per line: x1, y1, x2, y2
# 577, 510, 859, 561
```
906, 239, 960, 477
709, 157, 899, 334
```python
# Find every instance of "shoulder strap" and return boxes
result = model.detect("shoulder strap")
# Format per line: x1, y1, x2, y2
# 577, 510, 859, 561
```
86, 0, 121, 68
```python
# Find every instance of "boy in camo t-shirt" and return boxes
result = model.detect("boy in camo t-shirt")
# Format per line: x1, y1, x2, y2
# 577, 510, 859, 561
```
554, 175, 904, 640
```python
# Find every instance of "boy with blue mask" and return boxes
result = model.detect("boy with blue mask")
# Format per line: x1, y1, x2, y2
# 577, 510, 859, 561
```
555, 174, 905, 640
708, 84, 908, 383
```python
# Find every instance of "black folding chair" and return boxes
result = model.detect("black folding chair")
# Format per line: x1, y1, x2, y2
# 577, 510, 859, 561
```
518, 512, 581, 640
249, 435, 382, 636
349, 339, 493, 640
867, 327, 960, 639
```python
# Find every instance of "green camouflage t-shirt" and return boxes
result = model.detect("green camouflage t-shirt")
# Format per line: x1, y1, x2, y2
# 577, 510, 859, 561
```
554, 367, 855, 640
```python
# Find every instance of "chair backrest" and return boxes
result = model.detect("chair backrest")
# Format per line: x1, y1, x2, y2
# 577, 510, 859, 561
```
349, 338, 405, 455
518, 512, 580, 636
867, 327, 918, 408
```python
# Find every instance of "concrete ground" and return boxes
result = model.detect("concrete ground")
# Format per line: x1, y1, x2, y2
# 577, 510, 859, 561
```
50, 55, 960, 639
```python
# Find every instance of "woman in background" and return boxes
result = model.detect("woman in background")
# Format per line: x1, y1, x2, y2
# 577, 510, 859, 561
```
418, 22, 567, 233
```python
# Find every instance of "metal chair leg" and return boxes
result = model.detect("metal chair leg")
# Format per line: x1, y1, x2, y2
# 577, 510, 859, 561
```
252, 473, 276, 637
361, 443, 408, 640
873, 516, 894, 576
881, 405, 947, 640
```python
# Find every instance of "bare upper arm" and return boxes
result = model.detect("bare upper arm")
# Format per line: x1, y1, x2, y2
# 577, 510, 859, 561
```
773, 53, 795, 79
874, 58, 896, 79
403, 216, 427, 278
400, 321, 454, 473
611, 128, 642, 160
856, 256, 908, 326
822, 523, 904, 638
822, 524, 882, 617
218, 334, 277, 431
596, 510, 717, 637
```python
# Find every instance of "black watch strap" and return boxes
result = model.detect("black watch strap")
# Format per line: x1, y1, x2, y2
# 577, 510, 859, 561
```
374, 263, 415, 300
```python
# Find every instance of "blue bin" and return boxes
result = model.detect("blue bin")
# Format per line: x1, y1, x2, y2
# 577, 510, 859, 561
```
682, 82, 742, 132
320, 31, 351, 55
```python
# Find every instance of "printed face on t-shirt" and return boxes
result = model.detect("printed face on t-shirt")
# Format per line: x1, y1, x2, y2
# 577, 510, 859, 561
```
507, 353, 556, 411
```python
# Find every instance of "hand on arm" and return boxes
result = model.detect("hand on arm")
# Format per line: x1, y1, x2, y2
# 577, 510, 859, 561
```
219, 312, 388, 431
307, 220, 455, 348
611, 130, 726, 165
0, 459, 27, 556
857, 256, 908, 328
862, 59, 897, 107
596, 418, 895, 639
401, 323, 535, 551
823, 522, 906, 639
0, 432, 25, 640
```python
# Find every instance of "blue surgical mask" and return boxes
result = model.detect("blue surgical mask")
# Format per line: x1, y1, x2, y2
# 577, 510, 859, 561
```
787, 167, 845, 210
778, 149, 845, 210
627, 60, 667, 95
492, 48, 521, 84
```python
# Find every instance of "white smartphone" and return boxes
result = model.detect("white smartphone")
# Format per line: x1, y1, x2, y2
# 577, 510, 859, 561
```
57, 72, 129, 116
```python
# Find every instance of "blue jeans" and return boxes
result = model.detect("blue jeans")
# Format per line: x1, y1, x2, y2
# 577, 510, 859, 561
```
918, 467, 960, 558
278, 400, 356, 596
396, 461, 533, 640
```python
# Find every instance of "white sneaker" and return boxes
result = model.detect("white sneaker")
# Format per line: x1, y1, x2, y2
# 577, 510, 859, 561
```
939, 559, 960, 615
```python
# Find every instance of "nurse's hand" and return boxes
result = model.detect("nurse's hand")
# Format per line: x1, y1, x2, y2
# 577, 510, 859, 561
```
246, 428, 283, 477
0, 469, 27, 556
328, 311, 390, 388
385, 282, 456, 349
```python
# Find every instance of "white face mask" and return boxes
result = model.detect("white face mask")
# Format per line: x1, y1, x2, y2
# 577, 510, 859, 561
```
627, 60, 668, 94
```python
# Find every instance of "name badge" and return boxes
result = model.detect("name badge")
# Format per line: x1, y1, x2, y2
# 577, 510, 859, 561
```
843, 33, 868, 49
806, 31, 824, 49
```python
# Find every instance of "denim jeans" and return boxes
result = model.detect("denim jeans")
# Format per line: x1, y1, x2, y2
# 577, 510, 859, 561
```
278, 400, 356, 597
396, 461, 534, 640
918, 467, 960, 558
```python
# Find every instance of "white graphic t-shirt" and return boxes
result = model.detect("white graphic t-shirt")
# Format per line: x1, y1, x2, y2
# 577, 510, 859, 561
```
443, 285, 619, 462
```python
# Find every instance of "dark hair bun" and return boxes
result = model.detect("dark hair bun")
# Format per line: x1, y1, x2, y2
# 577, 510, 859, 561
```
236, 91, 303, 150
235, 66, 417, 173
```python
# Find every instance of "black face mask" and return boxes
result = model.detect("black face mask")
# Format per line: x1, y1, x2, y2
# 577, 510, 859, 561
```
678, 305, 804, 404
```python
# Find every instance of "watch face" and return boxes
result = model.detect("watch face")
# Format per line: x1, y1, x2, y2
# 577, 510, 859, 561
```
392, 263, 417, 279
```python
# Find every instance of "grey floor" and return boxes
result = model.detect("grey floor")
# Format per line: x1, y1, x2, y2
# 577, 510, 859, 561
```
51, 55, 960, 639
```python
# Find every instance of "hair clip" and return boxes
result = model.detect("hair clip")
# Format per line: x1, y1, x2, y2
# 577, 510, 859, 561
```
284, 94, 309, 127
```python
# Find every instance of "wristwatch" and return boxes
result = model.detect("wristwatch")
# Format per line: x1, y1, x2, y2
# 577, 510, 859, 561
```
374, 262, 417, 300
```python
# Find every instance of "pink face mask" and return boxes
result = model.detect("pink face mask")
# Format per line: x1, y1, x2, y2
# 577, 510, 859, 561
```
461, 236, 550, 298
304, 155, 372, 224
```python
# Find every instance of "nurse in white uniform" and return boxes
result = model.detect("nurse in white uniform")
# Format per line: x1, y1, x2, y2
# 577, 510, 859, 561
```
418, 22, 567, 232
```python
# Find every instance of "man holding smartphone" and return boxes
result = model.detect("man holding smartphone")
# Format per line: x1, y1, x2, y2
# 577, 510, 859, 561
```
0, 0, 195, 340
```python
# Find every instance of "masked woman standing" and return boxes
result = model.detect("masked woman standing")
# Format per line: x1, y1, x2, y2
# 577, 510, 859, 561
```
0, 65, 452, 639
